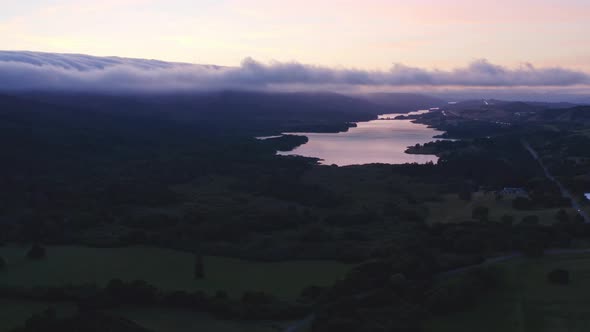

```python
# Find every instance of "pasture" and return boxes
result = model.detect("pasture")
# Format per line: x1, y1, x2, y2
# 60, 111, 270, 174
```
425, 253, 590, 332
426, 191, 576, 225
0, 245, 353, 300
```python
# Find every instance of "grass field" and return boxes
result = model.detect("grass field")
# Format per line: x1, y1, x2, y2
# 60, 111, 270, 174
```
0, 299, 75, 331
0, 245, 353, 300
426, 192, 576, 225
425, 253, 590, 332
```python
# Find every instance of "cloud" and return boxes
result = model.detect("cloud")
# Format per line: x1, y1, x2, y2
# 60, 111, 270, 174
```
0, 51, 588, 93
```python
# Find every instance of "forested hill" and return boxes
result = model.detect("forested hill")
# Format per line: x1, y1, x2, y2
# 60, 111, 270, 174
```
7, 91, 442, 135
0, 91, 439, 234
534, 105, 590, 123
11, 91, 375, 134
363, 92, 447, 112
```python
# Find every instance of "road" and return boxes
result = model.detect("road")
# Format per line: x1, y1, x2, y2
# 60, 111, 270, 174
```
288, 248, 590, 331
439, 248, 590, 279
284, 141, 589, 331
437, 253, 523, 278
522, 140, 590, 223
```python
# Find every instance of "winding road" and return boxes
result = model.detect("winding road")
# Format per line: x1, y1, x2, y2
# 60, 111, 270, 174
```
522, 140, 590, 223
283, 140, 590, 332
439, 248, 590, 279
285, 248, 590, 331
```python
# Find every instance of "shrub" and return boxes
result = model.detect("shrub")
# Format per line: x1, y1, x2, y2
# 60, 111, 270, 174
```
501, 214, 514, 225
427, 267, 501, 314
574, 213, 586, 223
27, 244, 46, 260
458, 191, 472, 201
522, 240, 544, 257
242, 291, 274, 305
472, 206, 489, 221
513, 197, 533, 210
547, 269, 570, 285
521, 215, 540, 226
555, 209, 569, 223
299, 225, 333, 242
215, 290, 228, 300
300, 285, 326, 301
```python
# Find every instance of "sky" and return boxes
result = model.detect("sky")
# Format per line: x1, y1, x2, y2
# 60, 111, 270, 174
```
1, 0, 589, 71
0, 0, 589, 100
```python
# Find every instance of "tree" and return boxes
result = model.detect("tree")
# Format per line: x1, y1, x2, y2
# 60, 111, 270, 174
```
501, 214, 514, 225
242, 291, 273, 306
300, 285, 325, 301
105, 279, 157, 304
459, 190, 472, 201
299, 225, 333, 242
106, 279, 126, 296
472, 206, 489, 221
27, 244, 46, 260
547, 269, 569, 285
194, 253, 204, 279
555, 209, 569, 223
513, 197, 533, 210
521, 215, 540, 226
215, 290, 228, 300
522, 240, 544, 257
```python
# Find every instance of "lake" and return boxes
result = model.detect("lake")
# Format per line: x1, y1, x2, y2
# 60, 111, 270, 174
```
277, 110, 445, 166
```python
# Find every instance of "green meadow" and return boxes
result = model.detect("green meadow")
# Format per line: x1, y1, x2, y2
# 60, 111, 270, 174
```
426, 191, 577, 225
0, 245, 353, 300
425, 253, 590, 332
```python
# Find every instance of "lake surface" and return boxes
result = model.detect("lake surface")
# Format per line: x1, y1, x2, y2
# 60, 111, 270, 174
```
278, 110, 445, 166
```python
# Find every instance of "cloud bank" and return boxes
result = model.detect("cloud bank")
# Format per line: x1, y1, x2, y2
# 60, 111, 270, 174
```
0, 51, 589, 93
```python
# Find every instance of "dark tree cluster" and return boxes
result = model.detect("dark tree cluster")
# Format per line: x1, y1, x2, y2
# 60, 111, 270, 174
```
547, 269, 570, 285
309, 249, 501, 332
11, 310, 150, 332
26, 244, 46, 260
0, 279, 309, 324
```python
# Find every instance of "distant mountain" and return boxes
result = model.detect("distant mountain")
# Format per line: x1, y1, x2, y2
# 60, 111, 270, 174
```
534, 105, 590, 123
362, 93, 447, 113
446, 99, 578, 113
429, 90, 590, 104
525, 101, 580, 109
8, 90, 390, 135
439, 98, 590, 125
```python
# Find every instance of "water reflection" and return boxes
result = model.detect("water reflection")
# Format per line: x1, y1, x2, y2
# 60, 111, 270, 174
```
279, 110, 444, 166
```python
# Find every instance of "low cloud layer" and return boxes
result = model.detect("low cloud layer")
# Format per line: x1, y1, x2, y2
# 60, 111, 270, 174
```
0, 51, 589, 93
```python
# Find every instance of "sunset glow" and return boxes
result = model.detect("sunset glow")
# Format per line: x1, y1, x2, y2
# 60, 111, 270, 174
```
2, 0, 589, 71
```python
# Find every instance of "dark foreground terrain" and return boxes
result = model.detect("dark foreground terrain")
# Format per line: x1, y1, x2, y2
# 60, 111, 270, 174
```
2, 92, 590, 331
